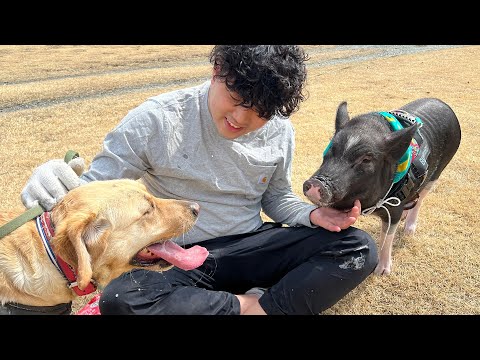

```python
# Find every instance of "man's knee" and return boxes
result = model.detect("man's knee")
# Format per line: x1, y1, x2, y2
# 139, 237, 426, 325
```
345, 227, 378, 275
99, 270, 207, 315
98, 269, 173, 315
99, 272, 136, 315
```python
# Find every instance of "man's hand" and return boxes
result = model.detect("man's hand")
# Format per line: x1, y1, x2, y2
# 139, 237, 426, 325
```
309, 199, 361, 232
21, 157, 86, 211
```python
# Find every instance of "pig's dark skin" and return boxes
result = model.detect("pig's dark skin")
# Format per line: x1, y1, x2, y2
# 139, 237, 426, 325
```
303, 98, 461, 275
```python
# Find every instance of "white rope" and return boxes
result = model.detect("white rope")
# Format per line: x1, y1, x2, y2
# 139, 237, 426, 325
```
361, 182, 402, 247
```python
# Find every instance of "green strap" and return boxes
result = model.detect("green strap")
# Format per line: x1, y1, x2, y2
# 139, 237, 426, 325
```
0, 205, 43, 239
64, 150, 79, 163
0, 150, 79, 239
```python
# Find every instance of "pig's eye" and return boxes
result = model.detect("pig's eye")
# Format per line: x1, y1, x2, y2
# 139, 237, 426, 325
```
360, 155, 372, 164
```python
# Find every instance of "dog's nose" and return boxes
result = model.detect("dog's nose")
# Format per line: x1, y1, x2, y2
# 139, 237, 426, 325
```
190, 203, 200, 217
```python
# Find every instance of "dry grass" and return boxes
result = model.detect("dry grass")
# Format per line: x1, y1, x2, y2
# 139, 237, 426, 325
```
1, 45, 478, 315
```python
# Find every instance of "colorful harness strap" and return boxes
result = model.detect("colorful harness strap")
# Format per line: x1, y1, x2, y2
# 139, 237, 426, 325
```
378, 111, 412, 183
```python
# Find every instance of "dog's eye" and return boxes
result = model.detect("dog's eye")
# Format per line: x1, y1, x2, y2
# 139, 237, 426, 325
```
143, 202, 155, 216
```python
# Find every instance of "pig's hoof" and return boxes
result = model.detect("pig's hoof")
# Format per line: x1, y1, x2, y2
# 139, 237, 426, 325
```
374, 263, 391, 276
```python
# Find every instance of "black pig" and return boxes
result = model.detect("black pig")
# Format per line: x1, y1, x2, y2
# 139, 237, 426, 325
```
303, 98, 461, 275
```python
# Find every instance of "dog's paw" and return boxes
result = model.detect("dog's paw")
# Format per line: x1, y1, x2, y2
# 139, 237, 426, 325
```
374, 262, 392, 276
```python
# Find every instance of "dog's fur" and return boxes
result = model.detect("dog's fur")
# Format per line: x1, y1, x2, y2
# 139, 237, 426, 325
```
304, 98, 461, 275
0, 179, 201, 310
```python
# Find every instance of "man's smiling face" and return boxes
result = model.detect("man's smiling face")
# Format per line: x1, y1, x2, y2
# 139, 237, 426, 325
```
208, 73, 269, 140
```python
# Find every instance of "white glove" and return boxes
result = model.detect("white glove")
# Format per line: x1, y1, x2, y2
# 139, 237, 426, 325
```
21, 157, 86, 211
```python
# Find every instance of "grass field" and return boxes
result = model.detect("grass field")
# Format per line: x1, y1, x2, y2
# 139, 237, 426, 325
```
1, 45, 479, 314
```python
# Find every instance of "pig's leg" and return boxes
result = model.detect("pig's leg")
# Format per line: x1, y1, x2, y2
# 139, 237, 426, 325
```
404, 180, 436, 236
375, 220, 400, 276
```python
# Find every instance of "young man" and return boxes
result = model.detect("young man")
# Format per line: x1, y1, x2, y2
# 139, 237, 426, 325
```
21, 45, 377, 315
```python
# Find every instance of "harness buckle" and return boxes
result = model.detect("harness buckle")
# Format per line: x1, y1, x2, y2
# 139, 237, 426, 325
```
389, 109, 423, 128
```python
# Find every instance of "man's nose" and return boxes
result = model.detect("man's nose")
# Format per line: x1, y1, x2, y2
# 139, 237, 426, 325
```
231, 109, 244, 125
231, 107, 253, 125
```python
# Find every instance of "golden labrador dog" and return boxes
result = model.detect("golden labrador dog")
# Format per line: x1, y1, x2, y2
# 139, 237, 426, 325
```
0, 179, 209, 314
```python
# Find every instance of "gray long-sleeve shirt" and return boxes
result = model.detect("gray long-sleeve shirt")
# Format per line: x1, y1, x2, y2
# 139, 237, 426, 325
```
81, 81, 317, 245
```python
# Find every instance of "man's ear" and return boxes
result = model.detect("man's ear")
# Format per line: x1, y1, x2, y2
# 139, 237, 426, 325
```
211, 68, 218, 84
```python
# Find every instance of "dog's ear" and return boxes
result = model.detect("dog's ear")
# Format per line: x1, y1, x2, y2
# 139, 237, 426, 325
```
56, 213, 111, 290
71, 217, 111, 290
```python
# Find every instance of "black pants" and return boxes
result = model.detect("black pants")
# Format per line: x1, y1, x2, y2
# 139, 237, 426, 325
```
99, 223, 377, 315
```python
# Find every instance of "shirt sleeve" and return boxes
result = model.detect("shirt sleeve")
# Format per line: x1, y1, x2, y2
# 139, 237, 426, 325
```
260, 122, 318, 228
81, 103, 157, 182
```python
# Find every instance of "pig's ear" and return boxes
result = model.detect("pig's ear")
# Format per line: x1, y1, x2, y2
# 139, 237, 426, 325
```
385, 123, 419, 160
335, 101, 349, 133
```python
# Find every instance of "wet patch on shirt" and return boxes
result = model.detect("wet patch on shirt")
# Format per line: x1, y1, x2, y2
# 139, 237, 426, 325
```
339, 253, 366, 270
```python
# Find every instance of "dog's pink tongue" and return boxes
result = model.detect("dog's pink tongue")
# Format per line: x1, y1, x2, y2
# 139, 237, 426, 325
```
147, 241, 209, 270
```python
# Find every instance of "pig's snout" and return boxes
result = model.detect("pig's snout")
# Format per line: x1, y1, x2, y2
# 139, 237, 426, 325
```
303, 176, 328, 193
303, 176, 331, 204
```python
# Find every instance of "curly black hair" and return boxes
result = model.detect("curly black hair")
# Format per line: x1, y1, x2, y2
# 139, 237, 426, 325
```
209, 45, 309, 120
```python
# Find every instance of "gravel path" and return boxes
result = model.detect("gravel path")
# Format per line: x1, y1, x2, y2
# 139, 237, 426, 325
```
306, 45, 467, 67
